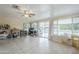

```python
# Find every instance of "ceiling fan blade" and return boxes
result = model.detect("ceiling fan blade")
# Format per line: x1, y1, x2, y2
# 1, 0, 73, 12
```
12, 5, 20, 10
31, 13, 35, 15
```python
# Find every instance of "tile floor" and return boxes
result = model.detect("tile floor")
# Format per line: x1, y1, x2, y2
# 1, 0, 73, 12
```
0, 36, 79, 54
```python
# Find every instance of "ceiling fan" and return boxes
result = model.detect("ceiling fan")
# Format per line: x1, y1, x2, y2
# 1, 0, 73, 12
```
12, 5, 35, 18
22, 10, 35, 17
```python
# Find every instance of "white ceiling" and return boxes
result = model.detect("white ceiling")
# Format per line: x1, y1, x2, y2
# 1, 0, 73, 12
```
0, 4, 79, 21
51, 4, 79, 17
0, 4, 51, 21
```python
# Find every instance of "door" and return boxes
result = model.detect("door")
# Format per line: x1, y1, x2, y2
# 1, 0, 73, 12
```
38, 21, 49, 38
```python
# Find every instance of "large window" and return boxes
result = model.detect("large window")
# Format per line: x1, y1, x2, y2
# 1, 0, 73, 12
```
23, 23, 30, 31
31, 23, 38, 31
58, 18, 72, 35
38, 21, 49, 38
53, 17, 79, 36
73, 17, 79, 36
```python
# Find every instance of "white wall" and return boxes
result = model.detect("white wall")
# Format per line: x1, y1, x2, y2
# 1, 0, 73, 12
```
0, 16, 29, 29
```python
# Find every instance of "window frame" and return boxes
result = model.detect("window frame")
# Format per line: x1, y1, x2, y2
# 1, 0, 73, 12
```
53, 17, 79, 36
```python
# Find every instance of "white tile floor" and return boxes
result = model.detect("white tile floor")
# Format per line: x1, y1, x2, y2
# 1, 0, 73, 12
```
0, 36, 79, 54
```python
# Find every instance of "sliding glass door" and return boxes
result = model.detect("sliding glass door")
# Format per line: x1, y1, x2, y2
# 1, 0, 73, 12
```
23, 21, 49, 38
38, 21, 49, 38
31, 23, 38, 31
23, 23, 30, 31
